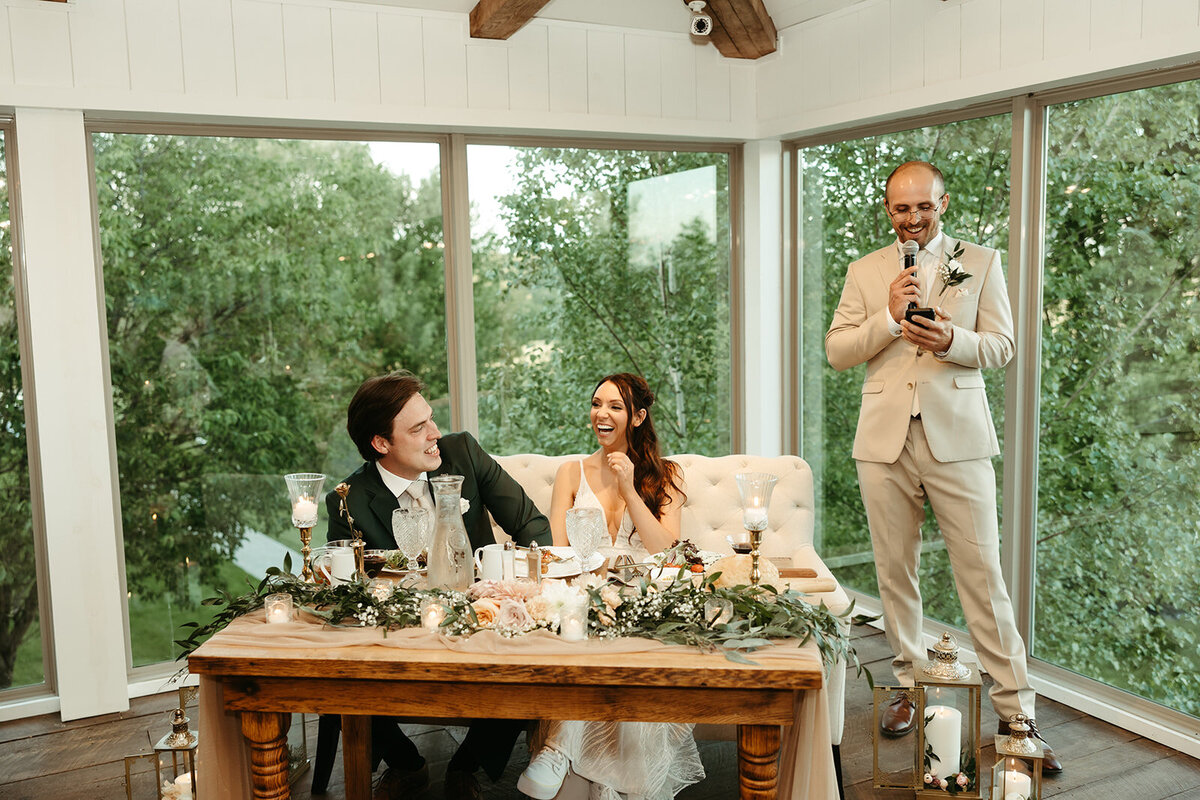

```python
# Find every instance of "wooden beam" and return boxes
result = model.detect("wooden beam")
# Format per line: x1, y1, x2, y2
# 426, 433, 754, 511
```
469, 0, 554, 40
683, 0, 777, 60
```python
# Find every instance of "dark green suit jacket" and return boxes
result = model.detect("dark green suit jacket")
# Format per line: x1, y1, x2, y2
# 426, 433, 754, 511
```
324, 431, 551, 552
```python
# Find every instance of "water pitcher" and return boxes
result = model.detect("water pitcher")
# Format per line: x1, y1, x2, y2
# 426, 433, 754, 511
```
426, 474, 472, 591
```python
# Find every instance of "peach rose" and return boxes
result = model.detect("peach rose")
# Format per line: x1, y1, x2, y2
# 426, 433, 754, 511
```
471, 597, 501, 627
496, 598, 533, 629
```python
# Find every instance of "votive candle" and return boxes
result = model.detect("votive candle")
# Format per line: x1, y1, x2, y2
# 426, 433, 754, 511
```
559, 615, 585, 641
265, 593, 293, 624
421, 602, 446, 631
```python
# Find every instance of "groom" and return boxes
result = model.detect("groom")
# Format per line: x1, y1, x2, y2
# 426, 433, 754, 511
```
325, 370, 552, 800
825, 160, 1061, 774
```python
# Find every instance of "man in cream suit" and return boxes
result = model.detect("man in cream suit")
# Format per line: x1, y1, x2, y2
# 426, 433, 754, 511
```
826, 161, 1060, 773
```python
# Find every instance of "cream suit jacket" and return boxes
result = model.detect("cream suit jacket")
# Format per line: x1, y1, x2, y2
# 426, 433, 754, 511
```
825, 236, 1014, 464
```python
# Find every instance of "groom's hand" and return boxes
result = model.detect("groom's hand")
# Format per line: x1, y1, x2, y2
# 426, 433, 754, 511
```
902, 307, 954, 352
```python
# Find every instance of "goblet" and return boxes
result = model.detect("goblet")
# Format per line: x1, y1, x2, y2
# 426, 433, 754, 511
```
284, 472, 326, 582
565, 506, 604, 567
391, 507, 431, 572
734, 471, 778, 586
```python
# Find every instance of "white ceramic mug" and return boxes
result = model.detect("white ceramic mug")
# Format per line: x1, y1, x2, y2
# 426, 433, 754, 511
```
473, 543, 506, 582
312, 546, 355, 585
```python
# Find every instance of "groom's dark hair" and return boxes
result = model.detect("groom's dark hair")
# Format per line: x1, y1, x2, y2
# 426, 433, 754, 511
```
347, 370, 426, 461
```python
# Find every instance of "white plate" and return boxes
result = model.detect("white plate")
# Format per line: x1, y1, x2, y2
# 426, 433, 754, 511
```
514, 546, 602, 579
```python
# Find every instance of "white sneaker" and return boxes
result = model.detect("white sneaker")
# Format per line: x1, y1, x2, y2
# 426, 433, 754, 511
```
517, 747, 571, 799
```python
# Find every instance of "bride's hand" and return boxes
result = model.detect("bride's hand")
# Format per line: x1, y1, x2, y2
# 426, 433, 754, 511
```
606, 452, 637, 496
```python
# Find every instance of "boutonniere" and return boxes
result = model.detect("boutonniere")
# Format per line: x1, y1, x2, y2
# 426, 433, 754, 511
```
460, 497, 471, 515
938, 241, 972, 296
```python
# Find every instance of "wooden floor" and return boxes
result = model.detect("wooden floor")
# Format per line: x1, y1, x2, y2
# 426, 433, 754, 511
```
2, 624, 1199, 799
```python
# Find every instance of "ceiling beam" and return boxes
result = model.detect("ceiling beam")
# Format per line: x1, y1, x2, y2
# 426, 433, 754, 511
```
684, 0, 778, 59
470, 0, 555, 40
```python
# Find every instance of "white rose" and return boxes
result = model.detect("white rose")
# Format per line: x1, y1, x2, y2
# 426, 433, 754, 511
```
460, 497, 471, 515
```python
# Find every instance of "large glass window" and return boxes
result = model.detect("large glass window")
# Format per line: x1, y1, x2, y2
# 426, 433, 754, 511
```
93, 134, 446, 667
468, 145, 733, 458
797, 115, 1012, 629
0, 127, 46, 692
1037, 79, 1200, 716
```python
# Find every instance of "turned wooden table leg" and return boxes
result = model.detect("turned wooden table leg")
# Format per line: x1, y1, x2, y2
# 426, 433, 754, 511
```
342, 714, 373, 800
738, 723, 781, 800
240, 711, 292, 800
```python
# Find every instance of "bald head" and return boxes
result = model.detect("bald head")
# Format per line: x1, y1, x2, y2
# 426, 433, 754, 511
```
886, 161, 945, 198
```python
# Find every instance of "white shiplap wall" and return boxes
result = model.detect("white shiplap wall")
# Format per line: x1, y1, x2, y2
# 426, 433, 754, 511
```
0, 0, 754, 139
757, 0, 1200, 138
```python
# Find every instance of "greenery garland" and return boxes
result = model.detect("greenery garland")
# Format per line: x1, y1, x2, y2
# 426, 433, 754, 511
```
177, 557, 867, 680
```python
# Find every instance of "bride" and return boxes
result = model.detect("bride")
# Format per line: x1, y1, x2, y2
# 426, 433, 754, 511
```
517, 373, 704, 800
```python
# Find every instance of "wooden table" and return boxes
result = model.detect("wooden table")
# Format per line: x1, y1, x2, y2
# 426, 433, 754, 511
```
189, 628, 825, 800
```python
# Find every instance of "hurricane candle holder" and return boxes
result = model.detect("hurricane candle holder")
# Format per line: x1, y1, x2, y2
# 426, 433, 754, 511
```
735, 471, 778, 586
285, 472, 326, 582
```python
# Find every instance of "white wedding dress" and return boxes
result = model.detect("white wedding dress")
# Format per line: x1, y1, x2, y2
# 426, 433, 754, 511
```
534, 462, 705, 800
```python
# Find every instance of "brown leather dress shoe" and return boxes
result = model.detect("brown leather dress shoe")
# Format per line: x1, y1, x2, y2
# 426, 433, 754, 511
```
997, 719, 1063, 775
372, 763, 429, 799
880, 693, 917, 737
444, 767, 484, 800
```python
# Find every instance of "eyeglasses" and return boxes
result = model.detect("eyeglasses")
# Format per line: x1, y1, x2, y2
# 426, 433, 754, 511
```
886, 194, 946, 221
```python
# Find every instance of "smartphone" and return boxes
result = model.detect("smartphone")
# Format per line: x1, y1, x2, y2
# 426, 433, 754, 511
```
904, 306, 935, 324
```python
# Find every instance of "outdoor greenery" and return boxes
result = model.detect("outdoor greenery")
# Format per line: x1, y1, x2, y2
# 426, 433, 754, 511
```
473, 147, 732, 458
801, 80, 1200, 715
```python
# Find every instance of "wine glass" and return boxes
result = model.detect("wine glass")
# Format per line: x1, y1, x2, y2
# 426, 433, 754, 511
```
391, 507, 431, 571
565, 507, 604, 565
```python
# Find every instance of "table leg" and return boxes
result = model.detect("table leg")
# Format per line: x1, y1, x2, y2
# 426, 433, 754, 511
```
738, 723, 781, 800
342, 714, 373, 800
240, 711, 292, 800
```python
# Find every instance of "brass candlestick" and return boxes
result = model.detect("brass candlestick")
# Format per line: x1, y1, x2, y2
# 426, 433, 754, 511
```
749, 528, 764, 586
298, 526, 314, 582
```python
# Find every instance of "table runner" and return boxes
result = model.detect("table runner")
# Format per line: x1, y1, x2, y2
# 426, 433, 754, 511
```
196, 612, 838, 800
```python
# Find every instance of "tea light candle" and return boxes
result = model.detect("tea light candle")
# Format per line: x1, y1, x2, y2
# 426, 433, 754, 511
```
421, 602, 446, 631
292, 497, 319, 527
264, 593, 293, 624
174, 772, 193, 799
924, 704, 962, 776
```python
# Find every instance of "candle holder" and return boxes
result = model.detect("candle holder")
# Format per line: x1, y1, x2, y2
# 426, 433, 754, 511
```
421, 599, 446, 631
991, 715, 1044, 800
873, 632, 982, 798
735, 471, 777, 586
265, 593, 294, 624
285, 472, 326, 582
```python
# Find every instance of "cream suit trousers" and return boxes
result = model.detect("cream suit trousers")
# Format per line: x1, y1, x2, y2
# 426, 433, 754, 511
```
857, 418, 1034, 719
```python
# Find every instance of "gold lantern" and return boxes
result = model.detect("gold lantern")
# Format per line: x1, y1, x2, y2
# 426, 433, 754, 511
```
873, 632, 983, 798
991, 715, 1044, 800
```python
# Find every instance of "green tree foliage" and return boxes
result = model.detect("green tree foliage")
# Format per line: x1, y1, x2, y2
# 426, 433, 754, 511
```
0, 133, 42, 689
474, 147, 732, 458
88, 134, 449, 668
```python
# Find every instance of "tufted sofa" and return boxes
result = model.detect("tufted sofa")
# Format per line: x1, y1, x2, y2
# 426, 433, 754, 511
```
491, 452, 850, 747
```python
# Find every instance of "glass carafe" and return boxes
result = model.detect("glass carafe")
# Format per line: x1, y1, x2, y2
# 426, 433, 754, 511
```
426, 475, 473, 591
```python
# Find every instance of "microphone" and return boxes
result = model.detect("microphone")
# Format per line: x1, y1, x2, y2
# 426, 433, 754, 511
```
901, 240, 919, 309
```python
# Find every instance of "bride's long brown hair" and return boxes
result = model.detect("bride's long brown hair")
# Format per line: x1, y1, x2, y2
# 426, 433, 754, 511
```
594, 373, 685, 520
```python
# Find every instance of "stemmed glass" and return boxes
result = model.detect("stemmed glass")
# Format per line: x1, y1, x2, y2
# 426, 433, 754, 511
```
284, 472, 326, 582
391, 507, 431, 573
566, 507, 604, 568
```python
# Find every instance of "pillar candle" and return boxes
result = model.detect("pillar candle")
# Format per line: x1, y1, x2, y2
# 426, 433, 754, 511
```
924, 704, 962, 776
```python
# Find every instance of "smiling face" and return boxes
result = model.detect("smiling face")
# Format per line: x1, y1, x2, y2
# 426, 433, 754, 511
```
590, 380, 645, 451
884, 164, 948, 250
371, 392, 441, 479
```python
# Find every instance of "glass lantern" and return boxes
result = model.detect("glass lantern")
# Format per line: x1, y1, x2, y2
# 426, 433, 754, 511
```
873, 632, 983, 797
991, 715, 1044, 800
916, 633, 982, 798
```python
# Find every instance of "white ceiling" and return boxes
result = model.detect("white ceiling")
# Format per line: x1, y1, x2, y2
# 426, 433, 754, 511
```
337, 0, 863, 34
